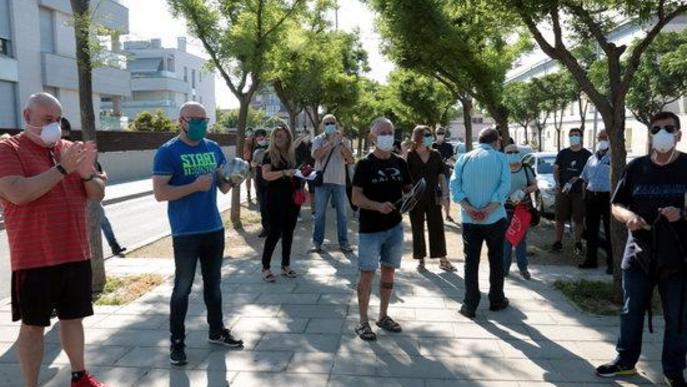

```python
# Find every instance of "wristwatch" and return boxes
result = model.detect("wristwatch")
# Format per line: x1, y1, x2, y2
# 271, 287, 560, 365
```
81, 173, 96, 182
55, 164, 68, 176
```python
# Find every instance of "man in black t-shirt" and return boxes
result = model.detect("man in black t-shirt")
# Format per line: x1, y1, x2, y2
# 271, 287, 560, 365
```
250, 129, 270, 237
351, 117, 411, 342
432, 128, 455, 222
552, 128, 592, 255
596, 112, 687, 386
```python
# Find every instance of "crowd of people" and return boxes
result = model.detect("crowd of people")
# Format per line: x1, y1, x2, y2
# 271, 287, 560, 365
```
1, 91, 686, 386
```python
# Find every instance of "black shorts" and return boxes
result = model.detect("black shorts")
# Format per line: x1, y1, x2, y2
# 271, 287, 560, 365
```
12, 260, 94, 326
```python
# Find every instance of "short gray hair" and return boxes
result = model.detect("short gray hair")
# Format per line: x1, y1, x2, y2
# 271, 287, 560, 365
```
178, 101, 206, 117
25, 92, 62, 111
370, 117, 394, 134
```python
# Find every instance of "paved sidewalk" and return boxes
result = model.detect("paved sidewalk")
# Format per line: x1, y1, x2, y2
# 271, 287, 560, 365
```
103, 178, 154, 205
0, 217, 671, 386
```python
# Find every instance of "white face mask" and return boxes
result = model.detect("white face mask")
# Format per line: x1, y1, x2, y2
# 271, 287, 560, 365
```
376, 135, 394, 151
27, 122, 62, 147
652, 129, 677, 153
597, 140, 609, 152
436, 134, 445, 141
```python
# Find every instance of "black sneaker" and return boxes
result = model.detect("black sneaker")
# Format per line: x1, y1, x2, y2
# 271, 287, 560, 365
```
551, 241, 563, 252
489, 298, 510, 311
459, 305, 476, 319
208, 329, 244, 348
112, 246, 127, 257
574, 242, 584, 257
170, 339, 187, 366
595, 361, 637, 377
665, 375, 687, 387
519, 269, 532, 280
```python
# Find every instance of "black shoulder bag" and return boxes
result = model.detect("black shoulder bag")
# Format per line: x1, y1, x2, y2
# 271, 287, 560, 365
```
312, 144, 336, 187
524, 166, 541, 227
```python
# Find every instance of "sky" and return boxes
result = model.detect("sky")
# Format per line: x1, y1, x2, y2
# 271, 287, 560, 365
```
121, 0, 395, 109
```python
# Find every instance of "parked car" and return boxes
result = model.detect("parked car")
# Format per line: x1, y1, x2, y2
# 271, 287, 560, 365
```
522, 152, 558, 216
518, 145, 534, 156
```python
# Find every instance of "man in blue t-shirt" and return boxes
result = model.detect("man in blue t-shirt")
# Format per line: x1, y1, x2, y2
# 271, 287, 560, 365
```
153, 101, 243, 366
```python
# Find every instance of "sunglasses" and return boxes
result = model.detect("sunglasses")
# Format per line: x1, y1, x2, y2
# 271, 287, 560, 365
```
423, 133, 433, 138
505, 151, 519, 155
651, 125, 677, 135
436, 132, 445, 136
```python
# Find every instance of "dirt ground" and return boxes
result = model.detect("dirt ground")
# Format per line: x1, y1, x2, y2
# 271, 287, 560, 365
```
126, 201, 590, 269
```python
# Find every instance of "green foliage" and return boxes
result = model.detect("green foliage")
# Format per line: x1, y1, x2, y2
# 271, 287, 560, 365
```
213, 107, 268, 132
627, 29, 687, 125
554, 279, 662, 316
128, 110, 178, 132
386, 68, 456, 129
503, 81, 540, 130
369, 0, 532, 136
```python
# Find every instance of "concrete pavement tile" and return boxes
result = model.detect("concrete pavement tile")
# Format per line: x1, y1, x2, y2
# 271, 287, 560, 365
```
459, 357, 554, 381
231, 304, 282, 317
496, 338, 578, 360
375, 353, 465, 379
0, 327, 19, 343
279, 304, 348, 319
231, 317, 308, 333
547, 359, 610, 383
115, 346, 212, 369
254, 293, 320, 305
337, 334, 421, 356
393, 321, 455, 338
184, 331, 263, 350
94, 313, 166, 330
328, 375, 424, 387
102, 328, 168, 347
230, 371, 328, 387
332, 353, 377, 376
286, 352, 335, 374
305, 318, 346, 334
254, 333, 340, 353
133, 368, 237, 387
49, 345, 131, 367
0, 342, 61, 364
225, 284, 296, 294
426, 381, 517, 387
418, 338, 503, 358
318, 293, 354, 305
197, 350, 293, 372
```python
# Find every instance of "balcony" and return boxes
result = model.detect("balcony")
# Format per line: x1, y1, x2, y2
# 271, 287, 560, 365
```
39, 0, 129, 33
42, 52, 131, 97
131, 75, 190, 94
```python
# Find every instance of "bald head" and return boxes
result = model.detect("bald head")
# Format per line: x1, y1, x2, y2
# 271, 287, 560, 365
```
478, 128, 500, 146
179, 101, 207, 119
23, 92, 62, 135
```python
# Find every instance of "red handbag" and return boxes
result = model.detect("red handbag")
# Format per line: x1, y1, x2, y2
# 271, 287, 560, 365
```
506, 203, 533, 246
291, 178, 307, 206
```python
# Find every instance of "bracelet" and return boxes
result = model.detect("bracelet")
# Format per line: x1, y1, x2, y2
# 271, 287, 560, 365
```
55, 164, 68, 176
81, 174, 96, 182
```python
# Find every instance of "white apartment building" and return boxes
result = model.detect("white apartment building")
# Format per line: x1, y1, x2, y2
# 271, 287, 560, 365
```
506, 15, 687, 154
119, 37, 216, 125
0, 0, 131, 130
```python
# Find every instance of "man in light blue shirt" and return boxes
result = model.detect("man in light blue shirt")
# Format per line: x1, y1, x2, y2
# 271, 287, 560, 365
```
579, 129, 612, 273
450, 128, 511, 319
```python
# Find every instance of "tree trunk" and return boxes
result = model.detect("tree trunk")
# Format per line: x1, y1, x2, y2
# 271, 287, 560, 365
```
357, 134, 364, 157
460, 96, 473, 151
288, 110, 298, 134
231, 97, 250, 227
71, 0, 105, 293
492, 108, 510, 145
523, 121, 529, 145
537, 125, 543, 151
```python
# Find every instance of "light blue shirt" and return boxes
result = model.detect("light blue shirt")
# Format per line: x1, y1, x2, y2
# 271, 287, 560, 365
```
450, 144, 510, 224
580, 151, 610, 192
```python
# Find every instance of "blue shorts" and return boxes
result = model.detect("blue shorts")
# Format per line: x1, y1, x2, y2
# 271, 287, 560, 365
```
357, 223, 404, 271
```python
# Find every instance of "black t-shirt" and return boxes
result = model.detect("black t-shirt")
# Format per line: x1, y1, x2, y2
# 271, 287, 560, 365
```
612, 153, 687, 271
555, 147, 592, 193
261, 154, 295, 198
353, 153, 411, 233
432, 142, 454, 161
295, 140, 314, 167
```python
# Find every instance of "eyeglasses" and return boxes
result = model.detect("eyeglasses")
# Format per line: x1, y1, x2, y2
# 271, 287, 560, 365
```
505, 151, 519, 155
651, 125, 677, 135
423, 133, 433, 138
182, 117, 209, 124
436, 132, 445, 136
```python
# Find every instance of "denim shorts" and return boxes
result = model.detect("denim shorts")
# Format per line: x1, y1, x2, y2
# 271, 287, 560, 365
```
357, 223, 404, 271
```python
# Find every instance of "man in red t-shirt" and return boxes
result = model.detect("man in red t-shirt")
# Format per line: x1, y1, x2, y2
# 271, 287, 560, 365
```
0, 93, 106, 387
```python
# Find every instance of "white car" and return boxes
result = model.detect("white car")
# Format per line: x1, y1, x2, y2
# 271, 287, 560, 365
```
521, 152, 558, 216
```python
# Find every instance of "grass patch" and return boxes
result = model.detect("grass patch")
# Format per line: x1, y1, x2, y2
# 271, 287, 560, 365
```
554, 279, 663, 316
94, 274, 165, 306
224, 206, 262, 229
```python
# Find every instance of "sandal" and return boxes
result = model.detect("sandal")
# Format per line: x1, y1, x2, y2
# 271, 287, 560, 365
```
262, 270, 276, 283
355, 321, 377, 341
376, 316, 402, 333
281, 267, 298, 278
439, 259, 457, 272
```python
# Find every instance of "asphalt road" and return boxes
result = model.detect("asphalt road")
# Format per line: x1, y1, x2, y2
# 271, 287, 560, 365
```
0, 189, 241, 299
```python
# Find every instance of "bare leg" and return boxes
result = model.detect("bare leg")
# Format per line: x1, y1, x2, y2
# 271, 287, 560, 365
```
357, 271, 375, 323
17, 324, 45, 387
59, 319, 85, 372
378, 266, 396, 320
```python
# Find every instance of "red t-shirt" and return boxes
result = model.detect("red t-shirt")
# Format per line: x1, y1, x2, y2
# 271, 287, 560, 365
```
0, 133, 90, 271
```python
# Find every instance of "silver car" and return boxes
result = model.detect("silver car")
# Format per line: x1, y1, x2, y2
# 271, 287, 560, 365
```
522, 152, 558, 216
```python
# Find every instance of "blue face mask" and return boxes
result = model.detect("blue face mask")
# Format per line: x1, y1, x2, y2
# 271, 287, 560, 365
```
423, 136, 434, 147
324, 124, 336, 134
186, 119, 208, 141
507, 153, 521, 164
569, 135, 581, 146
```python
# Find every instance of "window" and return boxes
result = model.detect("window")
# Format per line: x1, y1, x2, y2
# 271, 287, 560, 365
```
43, 86, 58, 98
39, 7, 55, 54
192, 69, 196, 88
166, 56, 175, 72
0, 81, 18, 128
184, 67, 188, 82
0, 38, 9, 56
0, 0, 10, 57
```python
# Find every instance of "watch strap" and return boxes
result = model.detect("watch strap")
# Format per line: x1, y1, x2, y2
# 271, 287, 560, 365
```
55, 164, 68, 176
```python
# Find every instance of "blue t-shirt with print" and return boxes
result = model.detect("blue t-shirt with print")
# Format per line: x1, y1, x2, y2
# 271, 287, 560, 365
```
153, 137, 226, 237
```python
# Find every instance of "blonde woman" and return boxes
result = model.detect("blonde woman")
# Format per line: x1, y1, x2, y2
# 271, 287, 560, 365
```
260, 125, 301, 282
